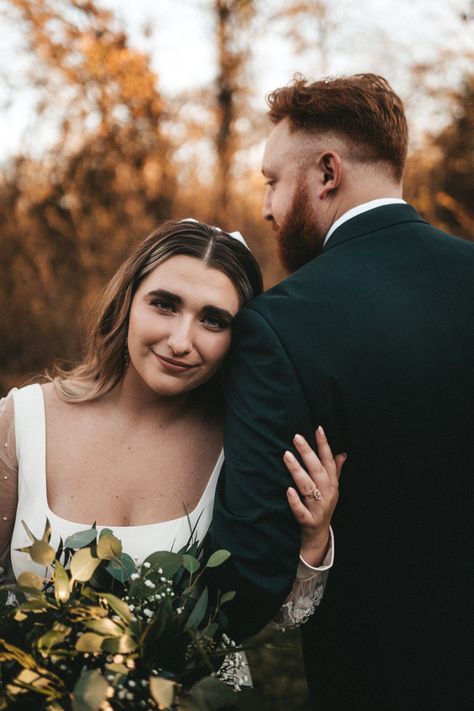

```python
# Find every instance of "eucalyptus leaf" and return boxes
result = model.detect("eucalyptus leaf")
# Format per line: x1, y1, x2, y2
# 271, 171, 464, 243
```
183, 554, 201, 574
7, 667, 56, 696
101, 592, 132, 624
98, 528, 113, 538
72, 669, 108, 711
41, 518, 52, 543
75, 632, 104, 653
106, 552, 136, 583
64, 528, 98, 550
21, 519, 36, 543
105, 662, 129, 674
149, 676, 176, 710
53, 560, 70, 604
97, 533, 122, 560
17, 571, 43, 590
70, 548, 101, 582
143, 551, 183, 578
186, 587, 209, 630
85, 618, 124, 637
101, 634, 137, 654
29, 540, 56, 566
220, 590, 236, 605
206, 550, 231, 569
17, 598, 49, 611
37, 627, 71, 653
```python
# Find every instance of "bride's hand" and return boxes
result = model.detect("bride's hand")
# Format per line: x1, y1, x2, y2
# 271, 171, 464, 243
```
283, 427, 346, 567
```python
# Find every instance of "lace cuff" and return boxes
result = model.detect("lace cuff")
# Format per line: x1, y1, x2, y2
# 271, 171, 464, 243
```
270, 528, 334, 630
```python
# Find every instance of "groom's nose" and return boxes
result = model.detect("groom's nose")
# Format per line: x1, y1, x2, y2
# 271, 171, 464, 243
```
262, 190, 273, 222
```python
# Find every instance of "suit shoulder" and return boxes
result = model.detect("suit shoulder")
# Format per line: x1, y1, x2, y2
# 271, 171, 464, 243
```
420, 223, 473, 249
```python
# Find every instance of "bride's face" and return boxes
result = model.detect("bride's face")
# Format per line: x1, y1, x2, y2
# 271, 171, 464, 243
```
126, 255, 241, 397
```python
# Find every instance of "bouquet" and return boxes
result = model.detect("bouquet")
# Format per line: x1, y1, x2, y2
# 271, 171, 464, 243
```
0, 520, 256, 710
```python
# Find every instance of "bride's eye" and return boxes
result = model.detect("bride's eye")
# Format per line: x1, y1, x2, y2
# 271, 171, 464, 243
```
151, 300, 175, 313
202, 316, 228, 330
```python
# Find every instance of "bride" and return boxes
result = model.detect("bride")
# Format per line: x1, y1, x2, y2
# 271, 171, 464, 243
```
0, 219, 343, 634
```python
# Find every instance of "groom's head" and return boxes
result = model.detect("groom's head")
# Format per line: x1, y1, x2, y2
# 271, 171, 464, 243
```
262, 73, 408, 272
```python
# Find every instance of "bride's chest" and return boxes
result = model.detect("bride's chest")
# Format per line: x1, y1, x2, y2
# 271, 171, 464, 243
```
44, 413, 221, 526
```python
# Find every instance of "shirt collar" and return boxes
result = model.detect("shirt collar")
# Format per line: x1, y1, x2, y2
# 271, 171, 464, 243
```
323, 198, 406, 247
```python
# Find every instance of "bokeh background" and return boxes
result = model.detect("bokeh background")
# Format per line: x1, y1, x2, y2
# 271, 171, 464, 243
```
0, 1, 472, 707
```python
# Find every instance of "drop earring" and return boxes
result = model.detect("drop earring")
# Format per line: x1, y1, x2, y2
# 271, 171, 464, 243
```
124, 337, 130, 368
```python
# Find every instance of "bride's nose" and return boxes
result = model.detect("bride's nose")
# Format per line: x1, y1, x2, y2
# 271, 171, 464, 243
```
167, 319, 193, 356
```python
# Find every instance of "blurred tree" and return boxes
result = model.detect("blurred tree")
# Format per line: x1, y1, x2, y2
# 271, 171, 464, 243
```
269, 0, 336, 74
0, 0, 175, 389
213, 0, 256, 224
404, 73, 474, 241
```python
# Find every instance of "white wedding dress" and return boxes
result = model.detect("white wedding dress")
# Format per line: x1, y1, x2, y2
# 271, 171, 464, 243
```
0, 384, 330, 633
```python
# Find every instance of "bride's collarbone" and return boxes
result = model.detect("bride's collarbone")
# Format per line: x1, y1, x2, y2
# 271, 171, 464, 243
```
43, 396, 222, 526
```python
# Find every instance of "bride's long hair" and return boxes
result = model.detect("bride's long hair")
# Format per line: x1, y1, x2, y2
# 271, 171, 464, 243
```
51, 220, 263, 402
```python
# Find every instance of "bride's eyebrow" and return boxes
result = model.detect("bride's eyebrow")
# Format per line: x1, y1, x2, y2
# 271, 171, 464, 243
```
146, 289, 181, 305
200, 305, 235, 322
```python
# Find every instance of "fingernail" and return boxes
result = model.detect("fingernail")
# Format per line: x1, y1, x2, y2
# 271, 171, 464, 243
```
342, 452, 347, 460
287, 487, 296, 496
284, 450, 296, 461
317, 425, 324, 436
294, 434, 304, 445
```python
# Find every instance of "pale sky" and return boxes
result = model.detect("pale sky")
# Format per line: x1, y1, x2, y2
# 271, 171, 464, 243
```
0, 0, 472, 162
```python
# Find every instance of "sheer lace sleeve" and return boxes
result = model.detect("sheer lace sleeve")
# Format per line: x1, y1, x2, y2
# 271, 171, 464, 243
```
0, 389, 18, 583
270, 528, 334, 630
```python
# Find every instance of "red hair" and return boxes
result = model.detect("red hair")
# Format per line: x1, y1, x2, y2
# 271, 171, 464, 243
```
267, 73, 408, 180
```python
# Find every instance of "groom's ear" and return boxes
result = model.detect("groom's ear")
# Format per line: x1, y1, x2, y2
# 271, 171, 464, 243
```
315, 151, 342, 200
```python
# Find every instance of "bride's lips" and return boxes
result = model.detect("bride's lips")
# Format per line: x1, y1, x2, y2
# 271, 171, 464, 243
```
152, 351, 198, 374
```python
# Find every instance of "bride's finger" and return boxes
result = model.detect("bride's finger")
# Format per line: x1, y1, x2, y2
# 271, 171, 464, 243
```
283, 449, 326, 499
293, 434, 327, 484
334, 452, 347, 480
314, 426, 338, 483
287, 487, 315, 526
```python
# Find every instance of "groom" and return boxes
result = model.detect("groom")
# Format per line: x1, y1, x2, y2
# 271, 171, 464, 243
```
209, 73, 474, 710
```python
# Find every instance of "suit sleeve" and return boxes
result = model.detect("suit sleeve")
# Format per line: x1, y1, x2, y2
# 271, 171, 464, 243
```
208, 306, 313, 640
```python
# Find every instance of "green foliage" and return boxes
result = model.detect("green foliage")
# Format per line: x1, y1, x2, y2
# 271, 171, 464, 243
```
0, 519, 258, 709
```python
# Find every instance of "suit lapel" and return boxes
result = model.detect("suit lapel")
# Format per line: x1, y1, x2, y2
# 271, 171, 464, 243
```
322, 204, 429, 253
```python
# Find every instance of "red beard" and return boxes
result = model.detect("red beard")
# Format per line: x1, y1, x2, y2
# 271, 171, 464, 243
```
275, 184, 325, 273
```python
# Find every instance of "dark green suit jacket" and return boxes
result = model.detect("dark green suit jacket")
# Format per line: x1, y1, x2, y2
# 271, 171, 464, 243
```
209, 204, 474, 710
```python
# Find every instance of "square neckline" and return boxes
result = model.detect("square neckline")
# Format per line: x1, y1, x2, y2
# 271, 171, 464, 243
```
34, 384, 224, 531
